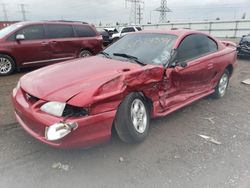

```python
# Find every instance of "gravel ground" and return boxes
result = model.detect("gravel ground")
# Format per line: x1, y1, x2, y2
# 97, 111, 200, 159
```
0, 57, 250, 188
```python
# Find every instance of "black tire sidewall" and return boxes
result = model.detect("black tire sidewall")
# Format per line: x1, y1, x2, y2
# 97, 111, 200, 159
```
115, 93, 150, 143
79, 50, 92, 58
0, 54, 15, 76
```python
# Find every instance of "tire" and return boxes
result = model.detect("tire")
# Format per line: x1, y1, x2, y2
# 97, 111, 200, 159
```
212, 69, 230, 99
114, 93, 150, 143
0, 54, 15, 76
79, 50, 92, 58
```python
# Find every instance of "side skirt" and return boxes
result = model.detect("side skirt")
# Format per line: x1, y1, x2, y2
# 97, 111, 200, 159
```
154, 89, 215, 117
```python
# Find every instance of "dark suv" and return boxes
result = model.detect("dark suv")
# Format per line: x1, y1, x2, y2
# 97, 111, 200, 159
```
0, 21, 103, 75
238, 34, 250, 57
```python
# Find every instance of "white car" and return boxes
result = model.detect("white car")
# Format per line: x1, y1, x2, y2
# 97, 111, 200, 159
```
111, 26, 142, 42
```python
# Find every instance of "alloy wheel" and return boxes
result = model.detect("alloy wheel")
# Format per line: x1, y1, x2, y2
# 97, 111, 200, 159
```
0, 57, 12, 74
130, 99, 147, 134
218, 73, 229, 96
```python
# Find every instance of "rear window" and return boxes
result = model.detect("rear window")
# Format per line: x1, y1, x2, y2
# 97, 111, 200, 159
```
121, 27, 135, 33
47, 24, 74, 39
74, 25, 96, 37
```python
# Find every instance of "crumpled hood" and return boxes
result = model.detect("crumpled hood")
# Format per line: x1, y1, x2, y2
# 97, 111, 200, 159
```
21, 56, 140, 102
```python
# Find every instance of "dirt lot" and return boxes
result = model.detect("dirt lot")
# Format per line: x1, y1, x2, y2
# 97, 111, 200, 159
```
0, 57, 250, 188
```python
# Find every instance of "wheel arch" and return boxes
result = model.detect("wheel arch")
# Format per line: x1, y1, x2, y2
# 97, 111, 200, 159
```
0, 51, 18, 71
225, 64, 233, 77
0, 51, 16, 63
79, 48, 94, 55
111, 91, 154, 136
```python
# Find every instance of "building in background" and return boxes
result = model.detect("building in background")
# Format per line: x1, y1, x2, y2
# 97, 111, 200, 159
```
0, 21, 19, 29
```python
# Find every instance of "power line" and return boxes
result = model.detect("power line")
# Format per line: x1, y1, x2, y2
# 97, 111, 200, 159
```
1, 3, 8, 21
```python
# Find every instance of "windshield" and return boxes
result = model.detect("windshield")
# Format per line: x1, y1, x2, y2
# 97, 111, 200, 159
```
0, 23, 23, 39
104, 33, 177, 65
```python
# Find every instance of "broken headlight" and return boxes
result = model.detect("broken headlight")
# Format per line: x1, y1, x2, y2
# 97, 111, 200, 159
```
41, 101, 88, 117
62, 105, 88, 117
41, 101, 66, 117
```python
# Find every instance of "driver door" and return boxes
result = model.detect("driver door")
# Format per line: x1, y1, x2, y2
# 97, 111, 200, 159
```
10, 24, 51, 66
162, 34, 215, 110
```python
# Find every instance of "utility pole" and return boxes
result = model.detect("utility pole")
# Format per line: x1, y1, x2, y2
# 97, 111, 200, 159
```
19, 3, 28, 21
155, 0, 171, 23
137, 4, 144, 24
1, 3, 8, 21
125, 0, 144, 25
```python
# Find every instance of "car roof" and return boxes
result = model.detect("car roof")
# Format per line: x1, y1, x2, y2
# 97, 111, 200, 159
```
138, 29, 206, 37
13, 21, 89, 26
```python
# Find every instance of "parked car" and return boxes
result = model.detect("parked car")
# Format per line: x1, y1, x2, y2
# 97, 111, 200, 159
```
111, 26, 142, 43
103, 28, 118, 36
12, 29, 237, 149
237, 34, 250, 57
98, 29, 111, 47
0, 21, 103, 75
98, 28, 119, 46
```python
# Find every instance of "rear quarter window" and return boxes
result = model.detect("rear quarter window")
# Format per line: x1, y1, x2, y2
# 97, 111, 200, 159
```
74, 25, 96, 37
207, 37, 218, 53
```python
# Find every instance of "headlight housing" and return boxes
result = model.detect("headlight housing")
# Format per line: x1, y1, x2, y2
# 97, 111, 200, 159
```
41, 102, 88, 117
41, 101, 66, 117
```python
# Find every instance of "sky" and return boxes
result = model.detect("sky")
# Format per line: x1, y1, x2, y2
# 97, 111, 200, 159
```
0, 0, 250, 25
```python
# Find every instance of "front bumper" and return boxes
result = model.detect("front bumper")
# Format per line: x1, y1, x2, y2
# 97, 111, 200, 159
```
12, 87, 116, 149
237, 45, 250, 57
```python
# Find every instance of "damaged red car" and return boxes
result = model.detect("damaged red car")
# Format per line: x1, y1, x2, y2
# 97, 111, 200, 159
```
12, 29, 237, 148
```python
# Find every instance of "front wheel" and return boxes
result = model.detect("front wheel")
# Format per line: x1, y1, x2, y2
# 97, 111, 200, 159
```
79, 50, 92, 58
213, 69, 230, 99
0, 54, 15, 76
114, 93, 150, 144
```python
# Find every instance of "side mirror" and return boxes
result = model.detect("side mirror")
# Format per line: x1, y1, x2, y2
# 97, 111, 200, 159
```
170, 60, 187, 68
16, 34, 25, 41
178, 61, 187, 68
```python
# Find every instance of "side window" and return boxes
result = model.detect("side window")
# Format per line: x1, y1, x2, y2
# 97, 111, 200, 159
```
74, 25, 96, 37
177, 35, 200, 61
207, 37, 218, 53
197, 35, 218, 55
177, 34, 218, 62
16, 25, 45, 40
47, 24, 74, 39
121, 27, 135, 33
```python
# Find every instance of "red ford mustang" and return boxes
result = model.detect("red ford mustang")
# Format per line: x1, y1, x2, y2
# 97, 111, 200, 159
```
12, 29, 237, 149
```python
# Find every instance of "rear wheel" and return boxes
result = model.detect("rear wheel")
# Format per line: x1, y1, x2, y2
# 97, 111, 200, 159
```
114, 93, 150, 143
79, 50, 92, 58
0, 54, 15, 76
213, 69, 230, 99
